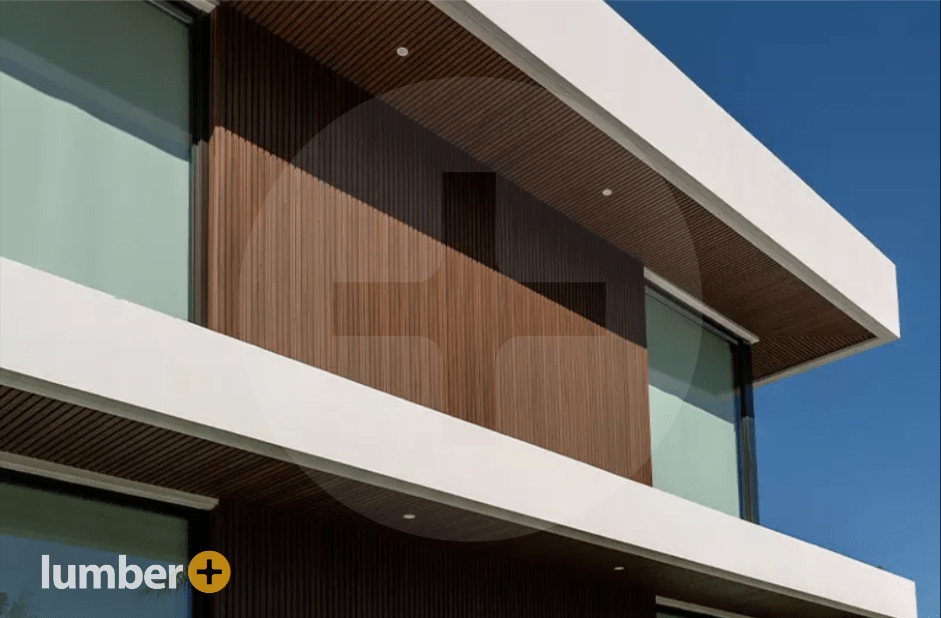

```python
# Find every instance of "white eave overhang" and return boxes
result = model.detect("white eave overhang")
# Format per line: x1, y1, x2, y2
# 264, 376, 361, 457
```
431, 0, 901, 374
0, 258, 917, 618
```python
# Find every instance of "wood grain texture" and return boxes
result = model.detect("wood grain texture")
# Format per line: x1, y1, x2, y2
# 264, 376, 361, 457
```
225, 0, 876, 380
207, 8, 652, 484
211, 500, 655, 618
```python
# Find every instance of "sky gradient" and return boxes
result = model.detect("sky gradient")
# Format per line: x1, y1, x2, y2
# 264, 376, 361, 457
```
606, 2, 940, 616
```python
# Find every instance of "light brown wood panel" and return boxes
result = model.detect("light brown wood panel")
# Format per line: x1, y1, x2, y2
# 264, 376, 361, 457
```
207, 8, 652, 483
211, 128, 650, 482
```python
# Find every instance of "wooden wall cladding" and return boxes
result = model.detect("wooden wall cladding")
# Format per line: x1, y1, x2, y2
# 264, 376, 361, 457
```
207, 8, 652, 483
211, 500, 655, 618
227, 0, 877, 381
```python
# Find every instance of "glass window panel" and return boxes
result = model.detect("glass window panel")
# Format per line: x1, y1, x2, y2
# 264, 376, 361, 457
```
646, 292, 741, 516
0, 481, 191, 617
0, 0, 191, 320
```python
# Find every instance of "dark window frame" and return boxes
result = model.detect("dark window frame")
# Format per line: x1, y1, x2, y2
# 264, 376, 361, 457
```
645, 283, 760, 524
185, 2, 211, 328
0, 468, 211, 618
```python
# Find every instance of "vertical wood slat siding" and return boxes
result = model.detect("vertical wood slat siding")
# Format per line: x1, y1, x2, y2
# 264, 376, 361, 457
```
208, 8, 652, 484
211, 501, 655, 618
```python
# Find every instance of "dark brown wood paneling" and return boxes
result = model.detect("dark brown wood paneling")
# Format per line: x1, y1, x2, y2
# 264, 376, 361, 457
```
227, 0, 877, 381
207, 7, 651, 484
442, 172, 497, 269
211, 500, 654, 618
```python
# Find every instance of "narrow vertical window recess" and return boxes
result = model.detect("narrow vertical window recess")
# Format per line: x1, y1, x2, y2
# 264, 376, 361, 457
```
442, 172, 498, 269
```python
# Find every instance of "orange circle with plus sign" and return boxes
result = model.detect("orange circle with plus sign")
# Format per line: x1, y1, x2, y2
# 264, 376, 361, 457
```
187, 551, 230, 594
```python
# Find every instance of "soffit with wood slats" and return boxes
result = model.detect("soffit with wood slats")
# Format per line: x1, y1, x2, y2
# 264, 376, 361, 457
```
225, 0, 874, 380
0, 385, 864, 618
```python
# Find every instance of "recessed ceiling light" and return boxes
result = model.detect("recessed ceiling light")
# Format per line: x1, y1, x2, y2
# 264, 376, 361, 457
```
397, 47, 409, 57
402, 513, 417, 520
602, 189, 613, 197
613, 566, 624, 571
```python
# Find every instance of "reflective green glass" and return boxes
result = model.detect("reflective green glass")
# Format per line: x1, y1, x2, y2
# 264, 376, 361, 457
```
0, 1, 190, 319
0, 481, 190, 617
646, 292, 741, 516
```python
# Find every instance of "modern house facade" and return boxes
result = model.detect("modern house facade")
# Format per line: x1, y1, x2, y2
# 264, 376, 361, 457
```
0, 1, 915, 617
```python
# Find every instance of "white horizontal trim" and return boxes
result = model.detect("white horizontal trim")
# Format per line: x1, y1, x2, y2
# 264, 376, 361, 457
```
754, 336, 888, 388
177, 0, 217, 13
148, 0, 194, 23
657, 597, 757, 618
0, 451, 218, 511
644, 268, 759, 344
0, 258, 917, 618
432, 0, 900, 363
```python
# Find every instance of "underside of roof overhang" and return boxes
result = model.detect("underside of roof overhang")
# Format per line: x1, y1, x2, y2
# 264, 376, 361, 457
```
0, 381, 897, 618
0, 383, 887, 618
220, 0, 899, 383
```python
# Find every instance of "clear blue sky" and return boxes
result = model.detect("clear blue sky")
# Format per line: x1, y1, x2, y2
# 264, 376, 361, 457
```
606, 2, 940, 616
